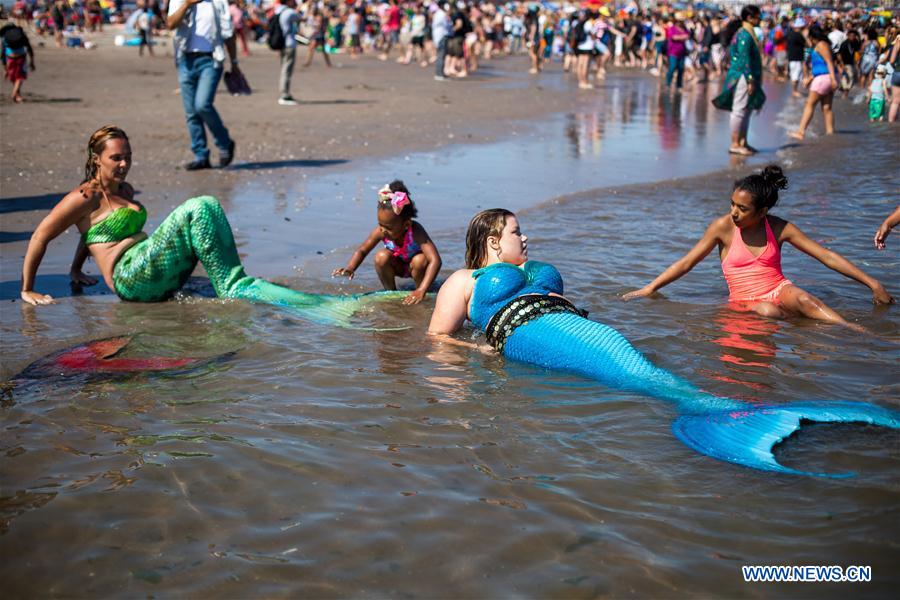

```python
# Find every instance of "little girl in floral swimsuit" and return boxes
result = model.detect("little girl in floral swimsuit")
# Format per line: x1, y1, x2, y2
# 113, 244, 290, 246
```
334, 181, 442, 305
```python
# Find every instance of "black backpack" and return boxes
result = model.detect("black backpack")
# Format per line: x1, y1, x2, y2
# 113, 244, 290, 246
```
267, 13, 285, 50
575, 19, 588, 46
1, 25, 28, 50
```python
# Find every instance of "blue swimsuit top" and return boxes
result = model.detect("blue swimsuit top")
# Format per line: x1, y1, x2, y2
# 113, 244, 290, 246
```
810, 49, 829, 77
469, 261, 565, 331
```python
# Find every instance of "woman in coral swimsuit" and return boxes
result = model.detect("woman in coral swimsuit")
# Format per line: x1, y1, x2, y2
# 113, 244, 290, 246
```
623, 165, 893, 327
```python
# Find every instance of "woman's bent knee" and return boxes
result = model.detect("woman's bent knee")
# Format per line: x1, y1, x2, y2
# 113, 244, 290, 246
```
183, 195, 222, 213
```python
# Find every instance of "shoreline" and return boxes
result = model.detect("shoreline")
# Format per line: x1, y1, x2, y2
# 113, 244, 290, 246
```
0, 24, 862, 302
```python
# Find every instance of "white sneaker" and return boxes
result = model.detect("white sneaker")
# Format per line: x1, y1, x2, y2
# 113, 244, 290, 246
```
434, 75, 447, 81
278, 97, 300, 106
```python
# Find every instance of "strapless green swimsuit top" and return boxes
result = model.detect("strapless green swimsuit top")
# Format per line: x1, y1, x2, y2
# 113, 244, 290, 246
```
83, 205, 147, 245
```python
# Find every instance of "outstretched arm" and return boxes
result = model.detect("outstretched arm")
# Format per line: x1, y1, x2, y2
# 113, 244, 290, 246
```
874, 205, 900, 249
22, 191, 95, 305
622, 218, 724, 300
783, 222, 893, 304
333, 227, 381, 279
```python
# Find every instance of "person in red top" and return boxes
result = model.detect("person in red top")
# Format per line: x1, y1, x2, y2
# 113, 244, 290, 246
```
379, 0, 402, 61
773, 16, 788, 81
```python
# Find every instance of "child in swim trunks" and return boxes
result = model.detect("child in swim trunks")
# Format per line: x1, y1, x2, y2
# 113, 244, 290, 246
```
623, 165, 893, 329
333, 180, 442, 305
867, 65, 888, 122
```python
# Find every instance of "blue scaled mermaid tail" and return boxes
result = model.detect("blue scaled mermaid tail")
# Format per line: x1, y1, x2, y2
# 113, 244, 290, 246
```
471, 261, 899, 477
111, 195, 407, 329
504, 312, 899, 477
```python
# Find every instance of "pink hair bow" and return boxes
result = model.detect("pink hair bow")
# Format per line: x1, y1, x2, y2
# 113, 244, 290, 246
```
388, 191, 410, 215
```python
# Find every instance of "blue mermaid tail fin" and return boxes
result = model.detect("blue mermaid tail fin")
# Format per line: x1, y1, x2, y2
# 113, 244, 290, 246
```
672, 401, 900, 478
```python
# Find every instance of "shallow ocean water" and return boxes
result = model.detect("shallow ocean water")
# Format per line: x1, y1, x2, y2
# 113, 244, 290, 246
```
1, 72, 898, 597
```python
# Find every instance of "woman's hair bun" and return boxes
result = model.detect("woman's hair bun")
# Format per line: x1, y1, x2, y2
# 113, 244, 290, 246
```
761, 165, 788, 191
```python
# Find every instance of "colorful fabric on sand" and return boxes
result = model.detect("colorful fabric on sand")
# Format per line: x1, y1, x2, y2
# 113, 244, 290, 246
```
468, 260, 900, 477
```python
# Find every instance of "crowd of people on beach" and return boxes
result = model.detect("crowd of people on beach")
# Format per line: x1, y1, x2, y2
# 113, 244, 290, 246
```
4, 1, 900, 127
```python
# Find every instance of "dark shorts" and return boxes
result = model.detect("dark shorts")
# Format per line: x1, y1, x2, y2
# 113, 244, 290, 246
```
411, 35, 424, 48
447, 36, 464, 57
350, 33, 360, 47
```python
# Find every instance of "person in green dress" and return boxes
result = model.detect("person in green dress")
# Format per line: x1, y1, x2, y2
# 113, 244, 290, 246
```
713, 5, 764, 156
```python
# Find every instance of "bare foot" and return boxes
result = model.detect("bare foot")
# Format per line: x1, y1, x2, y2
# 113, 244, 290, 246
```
729, 146, 753, 155
787, 131, 805, 141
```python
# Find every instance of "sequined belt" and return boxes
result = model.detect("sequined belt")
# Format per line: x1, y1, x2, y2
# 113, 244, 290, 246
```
484, 294, 588, 354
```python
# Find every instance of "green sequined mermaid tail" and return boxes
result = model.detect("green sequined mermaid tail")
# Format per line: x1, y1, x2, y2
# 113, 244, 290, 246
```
113, 196, 407, 328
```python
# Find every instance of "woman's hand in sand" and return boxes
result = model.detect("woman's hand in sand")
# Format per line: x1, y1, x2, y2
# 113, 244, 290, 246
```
332, 267, 355, 280
622, 286, 653, 301
871, 283, 894, 305
403, 289, 426, 305
70, 268, 98, 287
21, 290, 55, 306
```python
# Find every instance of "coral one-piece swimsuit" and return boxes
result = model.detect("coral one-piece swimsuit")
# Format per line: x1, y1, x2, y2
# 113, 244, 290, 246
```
721, 218, 792, 304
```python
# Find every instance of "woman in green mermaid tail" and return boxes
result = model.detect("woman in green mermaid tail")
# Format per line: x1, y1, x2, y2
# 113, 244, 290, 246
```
21, 125, 403, 325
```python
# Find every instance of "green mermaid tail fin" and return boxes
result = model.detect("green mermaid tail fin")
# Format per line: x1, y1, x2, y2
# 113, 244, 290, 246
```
112, 197, 416, 329
291, 290, 412, 331
240, 281, 411, 330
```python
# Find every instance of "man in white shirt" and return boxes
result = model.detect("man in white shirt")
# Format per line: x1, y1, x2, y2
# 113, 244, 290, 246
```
274, 0, 301, 105
167, 0, 239, 170
430, 3, 451, 80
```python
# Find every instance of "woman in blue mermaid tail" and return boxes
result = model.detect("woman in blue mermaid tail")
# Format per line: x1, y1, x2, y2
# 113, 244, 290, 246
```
428, 209, 899, 477
20, 125, 402, 326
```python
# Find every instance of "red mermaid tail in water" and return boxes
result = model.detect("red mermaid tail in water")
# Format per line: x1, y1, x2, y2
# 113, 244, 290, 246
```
15, 336, 221, 379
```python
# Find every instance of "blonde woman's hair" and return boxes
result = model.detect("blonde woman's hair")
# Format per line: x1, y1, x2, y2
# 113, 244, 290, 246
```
465, 208, 514, 269
83, 125, 129, 184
